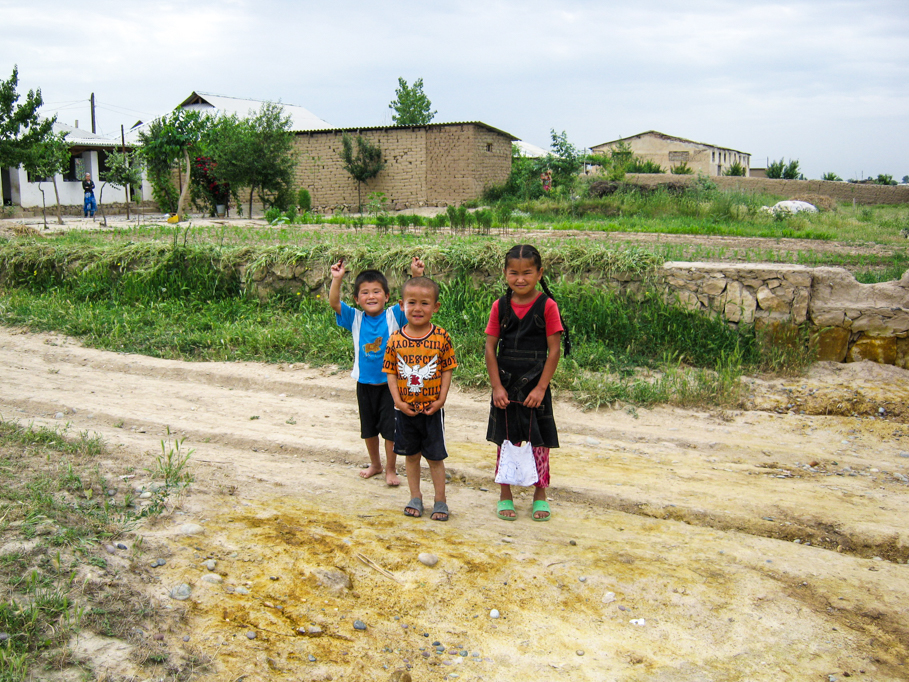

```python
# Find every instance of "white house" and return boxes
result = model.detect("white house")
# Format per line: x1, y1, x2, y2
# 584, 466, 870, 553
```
1, 122, 141, 210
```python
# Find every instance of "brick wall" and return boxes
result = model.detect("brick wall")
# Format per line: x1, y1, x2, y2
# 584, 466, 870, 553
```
623, 174, 909, 205
293, 123, 513, 210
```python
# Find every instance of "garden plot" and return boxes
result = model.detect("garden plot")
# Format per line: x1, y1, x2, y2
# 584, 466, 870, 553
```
1, 327, 908, 681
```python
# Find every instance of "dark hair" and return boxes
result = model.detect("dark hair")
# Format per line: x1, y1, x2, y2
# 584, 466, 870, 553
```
503, 244, 572, 356
353, 270, 390, 297
401, 276, 440, 302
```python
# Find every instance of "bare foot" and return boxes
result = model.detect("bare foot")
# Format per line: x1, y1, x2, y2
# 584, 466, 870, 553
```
385, 470, 401, 486
359, 464, 383, 480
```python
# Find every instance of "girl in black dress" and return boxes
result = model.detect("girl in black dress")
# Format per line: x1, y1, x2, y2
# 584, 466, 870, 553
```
485, 245, 571, 521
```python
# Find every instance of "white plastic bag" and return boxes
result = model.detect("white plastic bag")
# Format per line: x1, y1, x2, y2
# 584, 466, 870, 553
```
495, 440, 539, 486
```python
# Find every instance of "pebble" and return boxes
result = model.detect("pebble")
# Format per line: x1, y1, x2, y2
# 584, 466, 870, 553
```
418, 553, 439, 567
183, 635, 190, 642
116, 543, 127, 550
235, 586, 250, 595
898, 452, 909, 458
602, 592, 616, 603
202, 559, 217, 571
150, 558, 166, 568
178, 523, 205, 536
139, 491, 153, 499
618, 605, 627, 611
353, 620, 367, 631
153, 633, 164, 641
0, 633, 8, 642
489, 609, 500, 619
169, 583, 192, 601
569, 540, 577, 546
201, 573, 223, 584
630, 618, 646, 626
104, 544, 116, 554
479, 487, 489, 492
578, 576, 587, 583
308, 655, 317, 662
246, 631, 256, 640
586, 437, 600, 445
576, 650, 585, 656
54, 412, 65, 419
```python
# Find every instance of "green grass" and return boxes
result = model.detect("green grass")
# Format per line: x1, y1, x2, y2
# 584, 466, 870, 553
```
0, 420, 199, 680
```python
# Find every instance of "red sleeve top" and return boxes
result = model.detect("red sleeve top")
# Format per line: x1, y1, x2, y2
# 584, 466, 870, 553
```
485, 294, 564, 338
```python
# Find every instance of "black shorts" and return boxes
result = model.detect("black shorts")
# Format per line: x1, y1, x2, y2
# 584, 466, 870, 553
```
393, 409, 448, 461
356, 382, 396, 441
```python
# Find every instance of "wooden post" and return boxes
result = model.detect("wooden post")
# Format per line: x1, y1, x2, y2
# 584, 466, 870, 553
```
90, 93, 96, 134
121, 124, 130, 220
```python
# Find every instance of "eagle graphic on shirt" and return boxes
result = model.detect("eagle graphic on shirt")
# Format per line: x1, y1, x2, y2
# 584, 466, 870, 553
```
397, 354, 439, 393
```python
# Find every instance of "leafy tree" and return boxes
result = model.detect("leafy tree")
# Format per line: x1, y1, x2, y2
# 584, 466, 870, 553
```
339, 133, 385, 212
902, 175, 908, 184
389, 78, 436, 126
723, 161, 746, 176
766, 158, 801, 180
206, 102, 296, 218
874, 174, 897, 186
0, 66, 55, 170
822, 172, 842, 181
137, 109, 209, 219
23, 131, 69, 227
545, 129, 583, 187
100, 148, 144, 224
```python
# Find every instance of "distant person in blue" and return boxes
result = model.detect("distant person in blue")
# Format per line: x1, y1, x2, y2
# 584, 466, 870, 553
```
82, 173, 96, 218
329, 256, 425, 486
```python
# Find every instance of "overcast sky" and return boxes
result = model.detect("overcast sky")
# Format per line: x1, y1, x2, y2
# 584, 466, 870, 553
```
4, 0, 907, 180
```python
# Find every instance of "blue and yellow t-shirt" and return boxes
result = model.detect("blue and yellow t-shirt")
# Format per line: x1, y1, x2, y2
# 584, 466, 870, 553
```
336, 301, 407, 384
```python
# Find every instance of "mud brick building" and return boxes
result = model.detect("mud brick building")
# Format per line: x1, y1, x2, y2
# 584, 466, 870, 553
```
591, 130, 751, 177
293, 122, 516, 210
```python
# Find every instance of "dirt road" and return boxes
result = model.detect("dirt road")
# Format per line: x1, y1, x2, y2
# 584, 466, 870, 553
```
1, 326, 908, 681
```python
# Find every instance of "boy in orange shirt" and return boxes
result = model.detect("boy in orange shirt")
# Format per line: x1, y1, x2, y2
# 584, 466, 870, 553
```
383, 277, 457, 521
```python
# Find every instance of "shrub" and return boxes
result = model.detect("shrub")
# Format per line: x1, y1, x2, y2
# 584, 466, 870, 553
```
874, 174, 897, 186
671, 162, 694, 175
767, 158, 802, 180
264, 207, 282, 223
625, 158, 664, 174
791, 194, 837, 212
298, 188, 312, 212
821, 172, 842, 182
723, 161, 746, 176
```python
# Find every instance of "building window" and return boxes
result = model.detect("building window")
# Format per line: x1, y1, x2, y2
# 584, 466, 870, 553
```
712, 151, 715, 161
486, 143, 493, 152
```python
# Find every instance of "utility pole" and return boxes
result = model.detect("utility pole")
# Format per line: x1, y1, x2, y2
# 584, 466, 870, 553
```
90, 93, 96, 134
121, 124, 131, 220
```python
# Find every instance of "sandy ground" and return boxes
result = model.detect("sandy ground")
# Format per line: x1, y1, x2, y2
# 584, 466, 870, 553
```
1, 326, 908, 681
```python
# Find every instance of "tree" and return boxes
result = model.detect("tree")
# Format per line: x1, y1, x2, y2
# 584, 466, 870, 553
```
389, 78, 436, 126
206, 102, 296, 218
822, 172, 842, 182
339, 133, 386, 212
766, 158, 801, 180
23, 131, 69, 227
100, 148, 144, 224
137, 109, 209, 219
723, 161, 746, 176
0, 66, 55, 170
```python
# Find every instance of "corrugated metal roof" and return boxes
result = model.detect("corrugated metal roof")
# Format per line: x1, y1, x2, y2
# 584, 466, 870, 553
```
179, 91, 333, 131
52, 121, 124, 148
294, 120, 518, 140
592, 130, 749, 156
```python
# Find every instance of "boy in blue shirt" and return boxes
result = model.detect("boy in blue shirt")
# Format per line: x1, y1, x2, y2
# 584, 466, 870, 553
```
329, 256, 424, 486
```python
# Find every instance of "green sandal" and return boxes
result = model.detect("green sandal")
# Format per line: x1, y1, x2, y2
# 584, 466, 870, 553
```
532, 500, 551, 522
496, 500, 517, 521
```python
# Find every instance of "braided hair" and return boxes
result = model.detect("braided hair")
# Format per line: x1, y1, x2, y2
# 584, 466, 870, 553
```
503, 245, 572, 356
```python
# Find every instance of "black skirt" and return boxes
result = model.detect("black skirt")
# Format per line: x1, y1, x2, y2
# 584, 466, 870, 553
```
486, 349, 559, 448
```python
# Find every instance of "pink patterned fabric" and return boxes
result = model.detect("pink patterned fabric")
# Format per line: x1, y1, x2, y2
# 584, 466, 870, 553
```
495, 444, 550, 488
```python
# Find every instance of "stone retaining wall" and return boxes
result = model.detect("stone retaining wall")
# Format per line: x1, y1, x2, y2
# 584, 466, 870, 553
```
660, 262, 909, 367
243, 257, 909, 369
